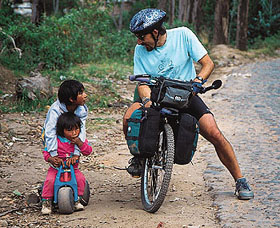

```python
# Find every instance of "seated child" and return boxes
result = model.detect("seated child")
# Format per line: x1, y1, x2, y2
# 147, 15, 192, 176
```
41, 112, 92, 215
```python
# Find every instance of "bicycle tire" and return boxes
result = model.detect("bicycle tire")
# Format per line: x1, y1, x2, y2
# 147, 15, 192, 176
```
141, 123, 175, 213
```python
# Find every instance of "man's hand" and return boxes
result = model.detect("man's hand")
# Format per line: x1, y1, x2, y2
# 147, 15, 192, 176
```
144, 100, 152, 107
192, 81, 203, 95
66, 155, 79, 167
48, 156, 64, 167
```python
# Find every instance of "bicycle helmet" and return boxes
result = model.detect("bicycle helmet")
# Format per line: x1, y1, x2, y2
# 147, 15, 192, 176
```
130, 8, 166, 34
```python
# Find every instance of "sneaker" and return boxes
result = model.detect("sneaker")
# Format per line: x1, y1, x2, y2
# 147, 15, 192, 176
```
74, 198, 84, 211
127, 157, 144, 178
41, 200, 52, 215
235, 177, 254, 200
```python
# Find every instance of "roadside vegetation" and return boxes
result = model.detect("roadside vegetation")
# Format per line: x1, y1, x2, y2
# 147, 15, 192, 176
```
0, 0, 279, 113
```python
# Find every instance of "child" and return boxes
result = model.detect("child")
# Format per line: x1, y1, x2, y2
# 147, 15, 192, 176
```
43, 79, 88, 160
41, 112, 92, 215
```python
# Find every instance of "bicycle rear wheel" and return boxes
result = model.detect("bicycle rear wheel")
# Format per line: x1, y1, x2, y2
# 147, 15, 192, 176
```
141, 123, 175, 213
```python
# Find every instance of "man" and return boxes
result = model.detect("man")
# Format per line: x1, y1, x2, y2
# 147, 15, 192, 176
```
126, 8, 254, 200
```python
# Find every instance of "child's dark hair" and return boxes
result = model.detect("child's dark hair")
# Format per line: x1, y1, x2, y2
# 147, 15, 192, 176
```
58, 80, 85, 106
56, 112, 82, 137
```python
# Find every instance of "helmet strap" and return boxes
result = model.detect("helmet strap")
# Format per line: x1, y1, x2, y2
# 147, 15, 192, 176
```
151, 32, 160, 50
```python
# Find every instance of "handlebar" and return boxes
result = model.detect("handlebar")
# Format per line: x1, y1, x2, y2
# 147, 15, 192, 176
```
129, 74, 222, 94
199, 79, 222, 93
129, 74, 150, 83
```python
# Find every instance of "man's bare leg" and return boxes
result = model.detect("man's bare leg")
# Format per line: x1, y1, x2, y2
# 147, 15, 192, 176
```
198, 113, 242, 181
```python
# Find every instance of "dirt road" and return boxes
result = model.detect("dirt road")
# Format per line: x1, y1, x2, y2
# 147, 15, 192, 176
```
0, 84, 219, 228
0, 45, 278, 227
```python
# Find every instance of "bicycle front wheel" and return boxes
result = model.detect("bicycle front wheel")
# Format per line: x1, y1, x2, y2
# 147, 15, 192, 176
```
141, 123, 175, 213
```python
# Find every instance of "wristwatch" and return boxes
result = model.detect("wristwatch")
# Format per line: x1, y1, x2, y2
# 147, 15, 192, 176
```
141, 97, 150, 105
195, 76, 204, 82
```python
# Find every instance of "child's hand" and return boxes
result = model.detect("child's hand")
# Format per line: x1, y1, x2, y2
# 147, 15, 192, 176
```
66, 155, 79, 167
70, 136, 83, 148
48, 156, 64, 167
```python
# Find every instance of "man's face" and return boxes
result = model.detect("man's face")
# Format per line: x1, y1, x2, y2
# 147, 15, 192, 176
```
136, 33, 155, 52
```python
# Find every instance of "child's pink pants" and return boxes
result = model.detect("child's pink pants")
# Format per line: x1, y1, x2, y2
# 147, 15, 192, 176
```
42, 166, 86, 199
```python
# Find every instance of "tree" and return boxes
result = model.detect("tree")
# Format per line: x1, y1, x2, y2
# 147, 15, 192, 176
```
213, 0, 230, 44
192, 0, 204, 32
157, 0, 168, 12
169, 0, 175, 26
186, 0, 194, 23
178, 0, 187, 22
236, 0, 249, 50
31, 0, 42, 25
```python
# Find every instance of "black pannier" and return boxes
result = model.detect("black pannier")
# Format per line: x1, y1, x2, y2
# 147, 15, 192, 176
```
151, 77, 193, 110
173, 113, 199, 165
125, 107, 160, 158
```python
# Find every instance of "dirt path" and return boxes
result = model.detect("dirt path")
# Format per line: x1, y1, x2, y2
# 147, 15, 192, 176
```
0, 81, 219, 227
0, 45, 278, 228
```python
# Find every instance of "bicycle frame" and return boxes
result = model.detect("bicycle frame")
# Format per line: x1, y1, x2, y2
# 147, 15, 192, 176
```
129, 74, 222, 213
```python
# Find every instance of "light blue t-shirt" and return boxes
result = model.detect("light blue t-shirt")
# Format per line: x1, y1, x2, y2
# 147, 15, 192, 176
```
133, 27, 207, 82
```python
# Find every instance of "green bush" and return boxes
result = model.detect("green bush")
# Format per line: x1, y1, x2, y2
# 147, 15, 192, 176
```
250, 31, 280, 55
0, 3, 135, 73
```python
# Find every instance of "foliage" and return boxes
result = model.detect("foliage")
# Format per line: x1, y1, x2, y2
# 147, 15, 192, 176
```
0, 2, 135, 73
228, 0, 238, 45
248, 0, 280, 44
0, 91, 55, 113
201, 0, 216, 40
1, 0, 280, 113
45, 60, 132, 110
249, 31, 280, 55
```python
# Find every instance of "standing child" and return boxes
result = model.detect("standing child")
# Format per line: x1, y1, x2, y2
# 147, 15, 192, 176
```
43, 79, 88, 161
41, 112, 92, 215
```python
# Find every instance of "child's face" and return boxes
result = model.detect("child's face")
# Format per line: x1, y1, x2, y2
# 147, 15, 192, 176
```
64, 126, 80, 141
72, 90, 87, 106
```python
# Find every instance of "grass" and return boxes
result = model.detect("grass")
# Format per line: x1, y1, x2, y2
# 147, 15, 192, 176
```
249, 32, 280, 57
0, 59, 133, 113
1, 31, 279, 113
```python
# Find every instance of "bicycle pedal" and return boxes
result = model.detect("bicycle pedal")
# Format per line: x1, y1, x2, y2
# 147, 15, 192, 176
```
113, 166, 127, 171
131, 175, 141, 178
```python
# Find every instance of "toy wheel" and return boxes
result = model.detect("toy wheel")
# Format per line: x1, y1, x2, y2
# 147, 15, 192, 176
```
58, 187, 74, 214
38, 182, 44, 198
80, 180, 90, 206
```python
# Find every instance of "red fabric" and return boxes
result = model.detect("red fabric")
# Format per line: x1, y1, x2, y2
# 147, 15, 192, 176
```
42, 137, 92, 199
42, 166, 86, 199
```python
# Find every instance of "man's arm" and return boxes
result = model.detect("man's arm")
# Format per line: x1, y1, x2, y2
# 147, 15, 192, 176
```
137, 84, 152, 107
195, 54, 215, 82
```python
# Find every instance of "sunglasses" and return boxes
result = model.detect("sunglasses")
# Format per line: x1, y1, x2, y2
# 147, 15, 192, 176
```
135, 33, 146, 41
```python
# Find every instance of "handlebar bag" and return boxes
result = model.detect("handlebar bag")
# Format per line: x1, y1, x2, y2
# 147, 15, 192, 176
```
173, 113, 199, 165
151, 77, 193, 110
125, 106, 160, 158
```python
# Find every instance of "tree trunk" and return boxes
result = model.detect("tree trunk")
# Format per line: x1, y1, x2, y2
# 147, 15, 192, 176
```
157, 0, 168, 12
236, 0, 249, 50
186, 0, 193, 23
31, 0, 43, 25
53, 0, 59, 14
213, 0, 230, 44
118, 0, 125, 31
178, 0, 187, 21
169, 0, 175, 26
192, 0, 204, 32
